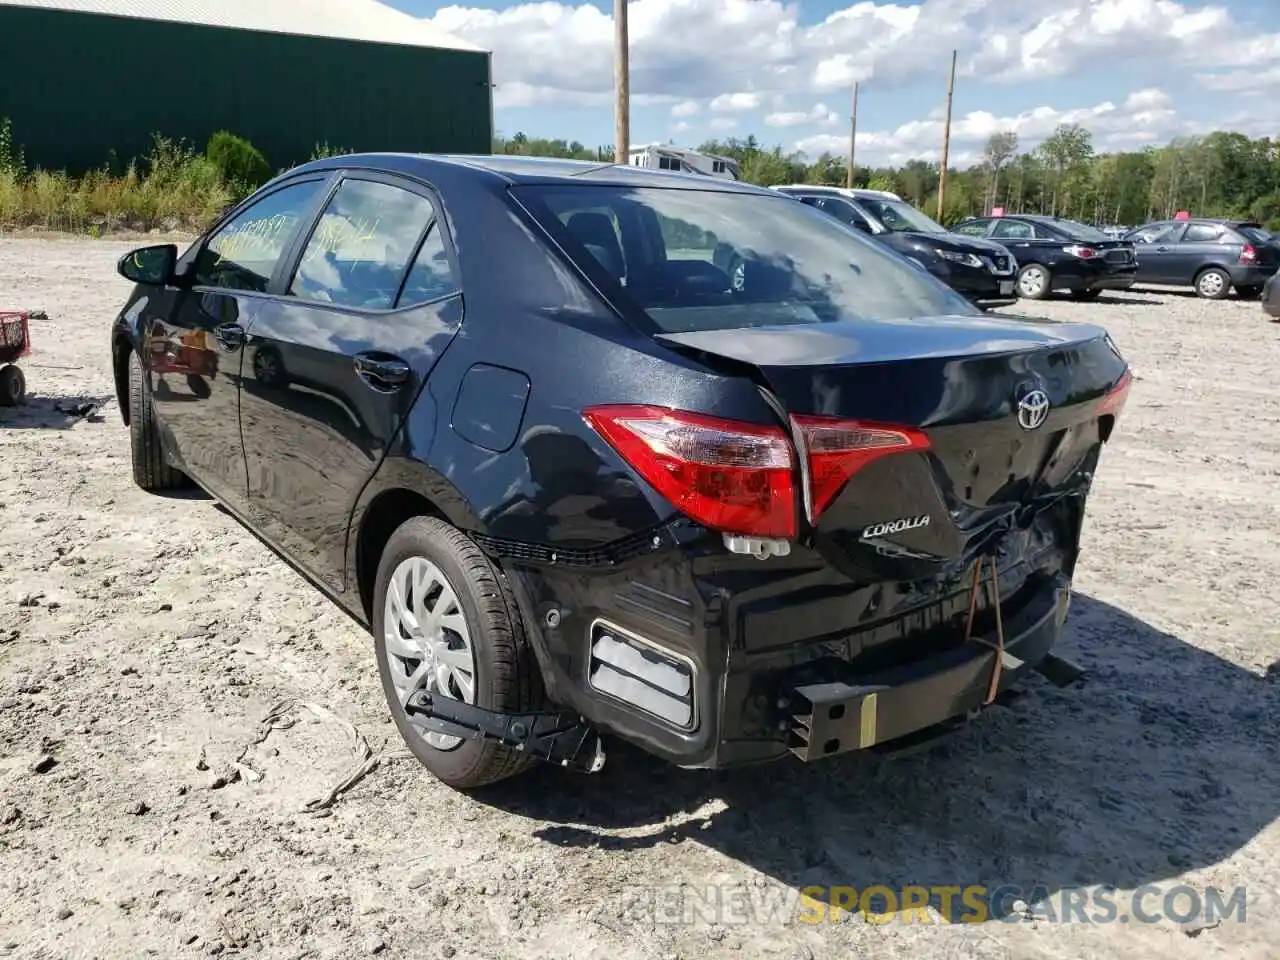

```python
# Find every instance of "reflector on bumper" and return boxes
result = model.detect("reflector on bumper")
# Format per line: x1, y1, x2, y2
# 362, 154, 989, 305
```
588, 620, 696, 730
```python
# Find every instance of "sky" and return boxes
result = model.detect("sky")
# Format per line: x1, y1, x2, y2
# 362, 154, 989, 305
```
389, 0, 1280, 168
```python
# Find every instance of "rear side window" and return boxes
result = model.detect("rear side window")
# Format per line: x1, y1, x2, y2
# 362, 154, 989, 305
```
194, 180, 325, 292
1182, 223, 1226, 243
397, 224, 461, 306
289, 178, 435, 310
513, 184, 977, 332
1236, 225, 1271, 244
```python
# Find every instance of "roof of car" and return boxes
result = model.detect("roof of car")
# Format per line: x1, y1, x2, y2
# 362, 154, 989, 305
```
286, 152, 773, 194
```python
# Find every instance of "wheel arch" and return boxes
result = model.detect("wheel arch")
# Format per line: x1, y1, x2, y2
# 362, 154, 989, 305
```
347, 458, 486, 624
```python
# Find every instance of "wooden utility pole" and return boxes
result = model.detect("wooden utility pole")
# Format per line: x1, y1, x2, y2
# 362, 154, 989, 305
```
936, 49, 957, 221
613, 0, 630, 163
846, 81, 859, 188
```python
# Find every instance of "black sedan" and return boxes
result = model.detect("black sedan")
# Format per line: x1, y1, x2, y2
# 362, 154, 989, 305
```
110, 154, 1132, 790
772, 185, 1019, 306
1123, 218, 1279, 299
953, 214, 1138, 300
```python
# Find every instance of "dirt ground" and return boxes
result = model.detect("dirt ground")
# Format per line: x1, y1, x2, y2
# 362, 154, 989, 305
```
1, 235, 1278, 960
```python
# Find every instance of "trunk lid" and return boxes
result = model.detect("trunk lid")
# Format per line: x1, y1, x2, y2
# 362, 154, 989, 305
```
657, 314, 1128, 575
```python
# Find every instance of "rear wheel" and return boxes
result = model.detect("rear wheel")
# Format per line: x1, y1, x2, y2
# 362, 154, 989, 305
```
127, 351, 188, 491
0, 365, 25, 406
1194, 267, 1231, 300
372, 516, 543, 790
1016, 264, 1051, 300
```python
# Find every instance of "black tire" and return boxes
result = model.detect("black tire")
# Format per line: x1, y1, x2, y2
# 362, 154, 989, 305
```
1015, 263, 1052, 300
373, 516, 544, 790
0, 365, 25, 406
1194, 267, 1231, 300
127, 351, 188, 491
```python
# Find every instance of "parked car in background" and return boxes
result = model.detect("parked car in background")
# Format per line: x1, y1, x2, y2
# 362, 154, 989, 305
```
952, 214, 1137, 301
772, 185, 1018, 305
1262, 272, 1280, 319
109, 153, 1131, 791
1123, 219, 1280, 299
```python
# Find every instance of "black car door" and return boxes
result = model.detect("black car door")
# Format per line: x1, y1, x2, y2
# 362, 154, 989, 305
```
237, 171, 465, 591
147, 176, 334, 508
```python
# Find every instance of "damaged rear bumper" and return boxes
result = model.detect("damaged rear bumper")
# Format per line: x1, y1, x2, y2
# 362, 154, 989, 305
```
784, 573, 1073, 761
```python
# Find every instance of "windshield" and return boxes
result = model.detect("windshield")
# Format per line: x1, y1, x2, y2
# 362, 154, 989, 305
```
856, 197, 950, 235
513, 185, 976, 334
1049, 218, 1110, 241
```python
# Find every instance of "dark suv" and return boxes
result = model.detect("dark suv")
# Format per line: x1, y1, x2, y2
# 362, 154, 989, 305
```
109, 154, 1131, 792
953, 215, 1137, 301
1123, 218, 1279, 299
773, 186, 1018, 305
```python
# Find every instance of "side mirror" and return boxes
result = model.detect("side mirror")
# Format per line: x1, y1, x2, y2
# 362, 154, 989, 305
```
117, 244, 178, 285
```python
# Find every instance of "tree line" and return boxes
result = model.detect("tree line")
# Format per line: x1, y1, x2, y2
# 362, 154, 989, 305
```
493, 125, 1280, 230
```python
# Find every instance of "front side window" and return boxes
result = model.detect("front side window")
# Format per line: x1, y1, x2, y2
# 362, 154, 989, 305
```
992, 220, 1033, 240
194, 180, 325, 292
513, 184, 977, 333
1182, 223, 1226, 243
1128, 223, 1181, 243
289, 178, 435, 310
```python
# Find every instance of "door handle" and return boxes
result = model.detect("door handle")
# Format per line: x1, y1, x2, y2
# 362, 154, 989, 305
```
354, 353, 411, 390
1155, 246, 1169, 252
214, 324, 245, 349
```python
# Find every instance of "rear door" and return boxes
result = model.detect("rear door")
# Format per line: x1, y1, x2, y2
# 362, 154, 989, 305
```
147, 176, 333, 508
237, 172, 465, 590
1168, 222, 1235, 281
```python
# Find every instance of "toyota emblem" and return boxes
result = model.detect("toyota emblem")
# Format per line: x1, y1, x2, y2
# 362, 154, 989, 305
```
1016, 388, 1051, 430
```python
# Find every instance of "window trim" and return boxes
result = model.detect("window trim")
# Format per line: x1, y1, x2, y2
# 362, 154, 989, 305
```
186, 172, 339, 298
271, 169, 463, 316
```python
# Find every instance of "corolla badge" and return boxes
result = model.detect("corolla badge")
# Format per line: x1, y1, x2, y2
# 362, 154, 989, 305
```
1016, 385, 1051, 430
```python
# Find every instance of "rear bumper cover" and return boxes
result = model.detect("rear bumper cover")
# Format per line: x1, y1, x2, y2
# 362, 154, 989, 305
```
501, 526, 1074, 770
1228, 264, 1278, 287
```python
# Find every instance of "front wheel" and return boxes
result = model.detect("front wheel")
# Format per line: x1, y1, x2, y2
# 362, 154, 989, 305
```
1195, 267, 1231, 300
1016, 264, 1052, 300
127, 351, 188, 491
373, 516, 544, 790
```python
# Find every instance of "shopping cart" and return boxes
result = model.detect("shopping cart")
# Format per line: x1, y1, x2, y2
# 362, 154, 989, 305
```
0, 309, 43, 406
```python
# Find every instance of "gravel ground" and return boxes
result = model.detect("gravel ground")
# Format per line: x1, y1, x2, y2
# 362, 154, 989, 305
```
1, 235, 1278, 960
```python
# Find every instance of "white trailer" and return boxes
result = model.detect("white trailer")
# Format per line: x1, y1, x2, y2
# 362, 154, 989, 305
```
627, 144, 740, 180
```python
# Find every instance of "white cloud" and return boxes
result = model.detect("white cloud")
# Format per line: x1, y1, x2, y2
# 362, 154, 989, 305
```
794, 87, 1186, 166
672, 120, 692, 133
670, 99, 700, 117
765, 102, 841, 128
1196, 63, 1280, 95
709, 92, 762, 113
428, 0, 1280, 108
709, 117, 739, 131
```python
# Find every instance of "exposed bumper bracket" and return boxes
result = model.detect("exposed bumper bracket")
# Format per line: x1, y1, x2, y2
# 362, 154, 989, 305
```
403, 692, 606, 774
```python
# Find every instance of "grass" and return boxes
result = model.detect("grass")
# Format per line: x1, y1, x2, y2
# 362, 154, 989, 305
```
0, 130, 237, 236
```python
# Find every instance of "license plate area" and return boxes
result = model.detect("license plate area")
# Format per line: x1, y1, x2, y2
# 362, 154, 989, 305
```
999, 280, 1015, 296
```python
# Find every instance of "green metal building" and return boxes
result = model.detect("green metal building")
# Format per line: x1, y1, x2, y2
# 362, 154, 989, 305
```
0, 0, 493, 173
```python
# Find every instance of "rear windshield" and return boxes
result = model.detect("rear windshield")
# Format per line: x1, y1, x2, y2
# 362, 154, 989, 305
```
1047, 218, 1110, 241
512, 184, 977, 333
1237, 225, 1272, 244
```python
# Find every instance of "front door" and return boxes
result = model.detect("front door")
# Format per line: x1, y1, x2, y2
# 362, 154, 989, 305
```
237, 173, 466, 590
1130, 223, 1185, 283
148, 177, 333, 507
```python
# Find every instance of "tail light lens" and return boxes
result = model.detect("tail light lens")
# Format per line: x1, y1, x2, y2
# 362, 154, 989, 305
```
792, 415, 932, 522
1097, 369, 1132, 420
1063, 245, 1099, 259
583, 405, 797, 538
1240, 244, 1257, 264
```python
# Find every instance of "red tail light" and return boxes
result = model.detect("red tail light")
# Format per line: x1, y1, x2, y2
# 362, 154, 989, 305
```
1097, 370, 1132, 420
792, 415, 932, 522
1240, 244, 1257, 264
583, 405, 797, 538
1064, 244, 1099, 259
